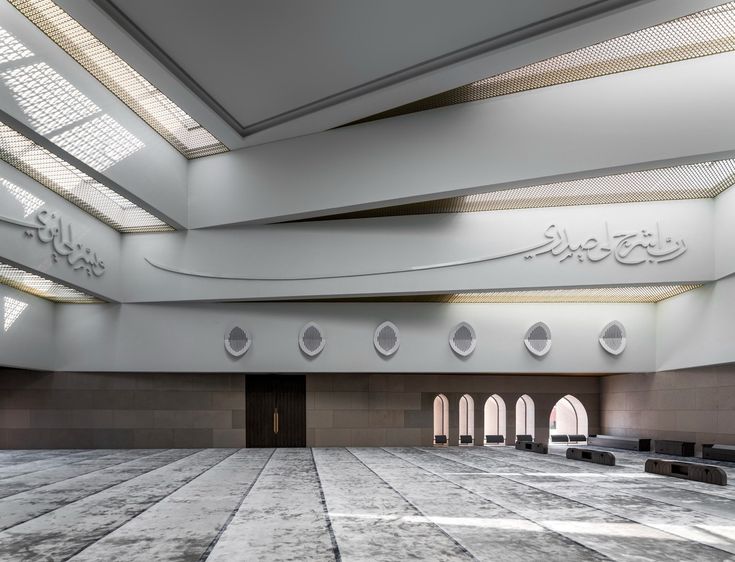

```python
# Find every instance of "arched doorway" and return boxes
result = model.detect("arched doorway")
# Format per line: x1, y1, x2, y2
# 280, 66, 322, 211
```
459, 394, 475, 445
483, 394, 506, 445
515, 394, 535, 440
433, 394, 449, 444
549, 394, 589, 438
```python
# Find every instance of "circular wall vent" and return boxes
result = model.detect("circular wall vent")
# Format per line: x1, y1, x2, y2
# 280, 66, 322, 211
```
224, 325, 251, 357
524, 322, 551, 357
374, 321, 400, 356
299, 322, 326, 357
599, 320, 626, 355
449, 322, 476, 357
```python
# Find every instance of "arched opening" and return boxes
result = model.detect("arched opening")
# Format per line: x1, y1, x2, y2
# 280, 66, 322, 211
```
549, 394, 589, 439
515, 394, 535, 441
433, 394, 449, 445
483, 394, 507, 445
458, 394, 475, 445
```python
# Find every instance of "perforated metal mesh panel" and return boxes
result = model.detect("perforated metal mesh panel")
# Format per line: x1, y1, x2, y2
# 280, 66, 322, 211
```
525, 322, 551, 357
299, 322, 325, 356
600, 320, 626, 355
306, 159, 735, 220
9, 0, 228, 159
0, 260, 100, 302
0, 121, 172, 232
350, 3, 735, 125
224, 325, 250, 357
374, 321, 399, 356
450, 322, 476, 356
312, 284, 702, 304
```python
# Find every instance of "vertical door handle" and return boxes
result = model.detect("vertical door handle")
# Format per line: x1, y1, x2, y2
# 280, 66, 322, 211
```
273, 408, 279, 434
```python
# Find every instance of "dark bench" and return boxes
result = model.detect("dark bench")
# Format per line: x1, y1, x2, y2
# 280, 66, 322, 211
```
516, 434, 533, 443
654, 439, 696, 457
566, 447, 616, 466
645, 458, 727, 486
459, 435, 473, 445
434, 435, 447, 445
588, 434, 651, 452
485, 434, 504, 444
515, 441, 548, 454
702, 444, 735, 462
551, 435, 570, 443
568, 434, 587, 443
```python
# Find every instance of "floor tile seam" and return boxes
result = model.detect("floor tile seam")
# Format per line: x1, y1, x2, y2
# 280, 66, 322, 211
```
0, 449, 167, 500
0, 448, 205, 533
310, 448, 342, 562
63, 448, 242, 561
389, 447, 614, 561
426, 449, 735, 557
346, 447, 477, 561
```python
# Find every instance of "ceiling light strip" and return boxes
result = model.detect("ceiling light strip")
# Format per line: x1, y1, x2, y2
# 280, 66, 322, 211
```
0, 260, 101, 303
351, 2, 735, 125
317, 284, 702, 304
308, 159, 735, 220
0, 118, 173, 232
9, 0, 228, 159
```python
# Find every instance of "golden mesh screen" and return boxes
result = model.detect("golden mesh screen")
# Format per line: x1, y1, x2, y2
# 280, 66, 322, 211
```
0, 261, 101, 302
310, 159, 735, 220
0, 121, 173, 232
351, 3, 735, 125
9, 0, 228, 159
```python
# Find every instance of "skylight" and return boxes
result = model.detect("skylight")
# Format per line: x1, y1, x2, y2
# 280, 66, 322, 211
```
0, 261, 100, 303
315, 159, 735, 219
2, 62, 100, 135
0, 121, 172, 232
3, 295, 28, 331
51, 114, 144, 172
352, 2, 735, 124
1, 177, 44, 217
9, 0, 228, 159
0, 25, 33, 64
345, 284, 702, 304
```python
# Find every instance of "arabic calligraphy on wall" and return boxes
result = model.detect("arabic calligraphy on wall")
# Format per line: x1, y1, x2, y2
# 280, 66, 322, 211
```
143, 222, 687, 282
525, 223, 686, 265
0, 210, 106, 277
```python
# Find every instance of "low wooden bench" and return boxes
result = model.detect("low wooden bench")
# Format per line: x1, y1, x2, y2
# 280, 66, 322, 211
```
515, 441, 548, 454
654, 439, 696, 457
459, 435, 473, 445
516, 434, 533, 443
566, 447, 616, 466
702, 444, 735, 462
434, 434, 448, 446
485, 434, 504, 444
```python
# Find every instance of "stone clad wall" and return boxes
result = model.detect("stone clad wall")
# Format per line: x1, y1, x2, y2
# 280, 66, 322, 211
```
0, 369, 246, 448
601, 364, 735, 450
306, 373, 600, 447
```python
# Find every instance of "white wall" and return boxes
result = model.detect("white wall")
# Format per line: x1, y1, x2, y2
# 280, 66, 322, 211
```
52, 301, 655, 373
123, 199, 712, 302
0, 284, 55, 370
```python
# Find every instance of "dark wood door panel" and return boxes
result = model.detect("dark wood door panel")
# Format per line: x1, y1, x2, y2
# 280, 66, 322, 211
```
246, 375, 305, 448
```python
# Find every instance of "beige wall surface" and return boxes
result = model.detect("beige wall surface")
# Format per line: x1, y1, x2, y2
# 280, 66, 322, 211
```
0, 370, 247, 448
306, 373, 600, 447
601, 364, 735, 449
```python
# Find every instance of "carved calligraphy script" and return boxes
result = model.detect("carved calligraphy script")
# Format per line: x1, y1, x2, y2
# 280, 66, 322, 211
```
524, 223, 686, 265
0, 210, 105, 277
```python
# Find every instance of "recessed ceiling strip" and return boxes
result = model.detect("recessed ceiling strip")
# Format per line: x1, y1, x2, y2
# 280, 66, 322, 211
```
0, 260, 101, 302
0, 118, 173, 232
9, 0, 228, 159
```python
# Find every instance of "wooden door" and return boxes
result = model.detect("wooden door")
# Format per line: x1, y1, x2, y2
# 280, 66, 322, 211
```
246, 375, 306, 447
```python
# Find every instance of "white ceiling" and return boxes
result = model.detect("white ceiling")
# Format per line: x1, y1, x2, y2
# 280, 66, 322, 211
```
87, 0, 640, 140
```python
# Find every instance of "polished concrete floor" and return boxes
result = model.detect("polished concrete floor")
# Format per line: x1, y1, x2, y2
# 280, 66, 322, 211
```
0, 446, 734, 561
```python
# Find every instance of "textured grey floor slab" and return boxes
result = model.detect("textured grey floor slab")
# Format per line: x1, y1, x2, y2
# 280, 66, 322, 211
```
206, 448, 337, 561
0, 447, 733, 561
69, 448, 274, 562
